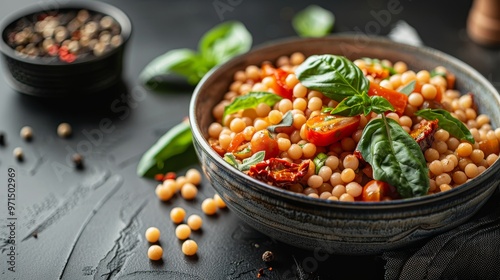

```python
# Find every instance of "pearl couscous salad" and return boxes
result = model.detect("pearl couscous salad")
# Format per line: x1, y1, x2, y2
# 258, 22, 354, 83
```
207, 53, 499, 202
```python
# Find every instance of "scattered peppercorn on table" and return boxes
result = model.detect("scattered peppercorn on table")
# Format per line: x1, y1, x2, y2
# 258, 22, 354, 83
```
0, 0, 499, 280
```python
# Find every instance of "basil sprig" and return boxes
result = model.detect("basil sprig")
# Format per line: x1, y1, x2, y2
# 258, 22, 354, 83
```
415, 109, 475, 143
292, 5, 335, 38
297, 54, 394, 117
140, 21, 252, 88
223, 92, 282, 120
357, 117, 430, 198
296, 54, 370, 102
326, 94, 394, 116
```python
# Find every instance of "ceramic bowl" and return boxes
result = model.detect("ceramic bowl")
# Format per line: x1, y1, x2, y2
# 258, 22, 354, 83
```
189, 35, 500, 255
0, 1, 131, 98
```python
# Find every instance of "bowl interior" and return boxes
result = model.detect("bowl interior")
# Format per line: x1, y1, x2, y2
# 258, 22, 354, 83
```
190, 34, 500, 208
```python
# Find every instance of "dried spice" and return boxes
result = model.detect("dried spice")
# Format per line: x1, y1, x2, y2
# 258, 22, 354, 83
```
6, 9, 122, 63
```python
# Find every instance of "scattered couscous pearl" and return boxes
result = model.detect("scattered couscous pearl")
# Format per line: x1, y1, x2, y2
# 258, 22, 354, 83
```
20, 126, 33, 141
181, 183, 198, 200
147, 245, 163, 261
175, 224, 191, 240
185, 168, 202, 185
156, 184, 174, 201
170, 207, 186, 224
213, 194, 227, 208
187, 214, 203, 230
13, 147, 23, 160
201, 198, 217, 215
145, 227, 160, 243
182, 240, 198, 256
57, 122, 72, 138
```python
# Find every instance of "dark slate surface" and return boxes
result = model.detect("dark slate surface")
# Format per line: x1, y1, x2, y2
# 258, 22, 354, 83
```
1, 0, 498, 279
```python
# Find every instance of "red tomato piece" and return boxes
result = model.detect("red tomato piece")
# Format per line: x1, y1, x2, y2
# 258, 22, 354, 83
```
260, 64, 293, 99
248, 158, 310, 187
362, 180, 390, 202
250, 130, 279, 160
368, 82, 408, 115
305, 115, 360, 147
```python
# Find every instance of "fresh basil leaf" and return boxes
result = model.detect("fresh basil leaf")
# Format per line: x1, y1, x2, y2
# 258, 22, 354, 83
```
415, 109, 475, 143
224, 151, 266, 171
295, 54, 370, 102
223, 153, 240, 169
398, 80, 416, 95
199, 21, 252, 67
328, 94, 368, 116
267, 111, 293, 133
357, 117, 429, 198
139, 49, 201, 87
370, 96, 395, 114
313, 152, 328, 174
292, 5, 335, 38
240, 151, 266, 171
137, 119, 198, 178
223, 92, 282, 120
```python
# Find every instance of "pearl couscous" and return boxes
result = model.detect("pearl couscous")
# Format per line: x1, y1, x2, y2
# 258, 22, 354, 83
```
207, 53, 499, 201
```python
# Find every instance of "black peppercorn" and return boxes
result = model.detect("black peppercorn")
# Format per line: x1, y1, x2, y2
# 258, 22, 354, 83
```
72, 153, 84, 169
0, 132, 5, 146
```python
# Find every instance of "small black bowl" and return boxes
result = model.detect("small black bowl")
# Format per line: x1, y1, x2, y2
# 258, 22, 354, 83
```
0, 1, 132, 98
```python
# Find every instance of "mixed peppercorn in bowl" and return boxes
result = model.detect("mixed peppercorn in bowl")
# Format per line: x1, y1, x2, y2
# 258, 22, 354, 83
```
190, 35, 500, 254
0, 1, 131, 97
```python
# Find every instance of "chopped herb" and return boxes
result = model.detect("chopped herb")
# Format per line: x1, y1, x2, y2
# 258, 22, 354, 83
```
398, 80, 416, 95
313, 152, 328, 174
224, 151, 266, 171
267, 111, 293, 133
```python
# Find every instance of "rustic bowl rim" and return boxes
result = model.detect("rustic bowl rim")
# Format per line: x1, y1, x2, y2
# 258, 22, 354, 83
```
0, 0, 132, 66
190, 34, 500, 210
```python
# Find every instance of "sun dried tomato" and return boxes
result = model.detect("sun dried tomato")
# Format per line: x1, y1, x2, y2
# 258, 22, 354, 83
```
410, 119, 439, 151
248, 158, 310, 188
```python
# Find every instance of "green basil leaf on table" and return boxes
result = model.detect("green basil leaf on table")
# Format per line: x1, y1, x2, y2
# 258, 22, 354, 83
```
199, 20, 252, 67
139, 49, 201, 87
415, 108, 475, 143
137, 119, 198, 178
295, 54, 370, 102
357, 117, 429, 198
223, 92, 282, 120
139, 21, 252, 88
267, 111, 293, 133
398, 80, 416, 95
292, 5, 335, 38
313, 152, 328, 174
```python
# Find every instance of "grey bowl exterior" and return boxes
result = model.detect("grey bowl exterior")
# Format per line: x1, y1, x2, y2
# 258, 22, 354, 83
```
0, 1, 132, 98
189, 35, 500, 255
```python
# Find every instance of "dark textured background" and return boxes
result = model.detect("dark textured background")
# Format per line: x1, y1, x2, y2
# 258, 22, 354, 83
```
0, 0, 498, 279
